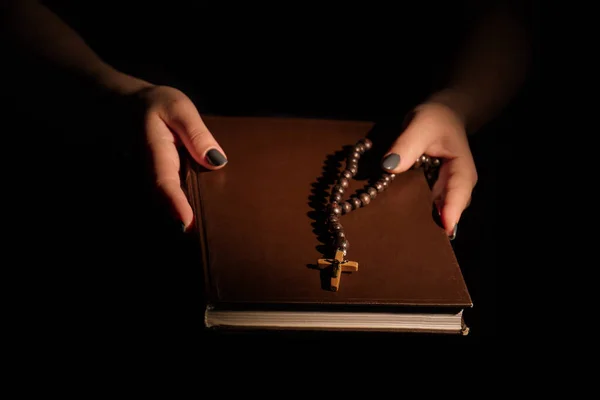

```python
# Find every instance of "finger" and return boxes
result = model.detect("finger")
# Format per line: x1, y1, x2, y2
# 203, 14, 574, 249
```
431, 157, 477, 236
381, 115, 435, 173
146, 114, 194, 228
159, 98, 228, 169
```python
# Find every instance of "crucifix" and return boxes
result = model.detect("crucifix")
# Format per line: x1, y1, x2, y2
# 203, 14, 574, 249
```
317, 249, 359, 292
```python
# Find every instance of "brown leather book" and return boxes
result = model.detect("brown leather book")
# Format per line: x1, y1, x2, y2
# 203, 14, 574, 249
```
184, 115, 472, 335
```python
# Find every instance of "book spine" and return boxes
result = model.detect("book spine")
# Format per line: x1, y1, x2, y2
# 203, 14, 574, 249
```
182, 157, 215, 303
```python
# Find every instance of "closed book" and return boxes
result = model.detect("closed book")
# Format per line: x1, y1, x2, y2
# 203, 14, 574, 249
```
184, 115, 472, 334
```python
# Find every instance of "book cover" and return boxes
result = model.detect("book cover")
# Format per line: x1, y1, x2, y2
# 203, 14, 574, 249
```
184, 115, 472, 334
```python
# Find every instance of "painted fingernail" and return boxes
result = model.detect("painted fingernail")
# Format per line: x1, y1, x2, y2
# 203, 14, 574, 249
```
180, 221, 186, 233
206, 149, 227, 166
449, 224, 458, 240
382, 153, 400, 171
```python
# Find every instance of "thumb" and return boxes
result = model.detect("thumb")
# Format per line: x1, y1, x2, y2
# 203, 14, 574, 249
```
161, 100, 228, 169
381, 115, 433, 173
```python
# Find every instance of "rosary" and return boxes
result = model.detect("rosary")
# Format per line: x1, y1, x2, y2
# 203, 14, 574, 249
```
317, 137, 441, 291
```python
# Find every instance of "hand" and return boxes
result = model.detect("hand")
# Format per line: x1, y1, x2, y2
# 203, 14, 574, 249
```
131, 85, 228, 230
381, 101, 477, 238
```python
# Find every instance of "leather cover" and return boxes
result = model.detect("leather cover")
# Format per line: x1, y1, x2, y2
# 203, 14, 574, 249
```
184, 116, 472, 314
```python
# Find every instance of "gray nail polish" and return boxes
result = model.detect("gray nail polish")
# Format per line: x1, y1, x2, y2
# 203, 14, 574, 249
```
449, 224, 458, 240
382, 153, 400, 171
206, 149, 227, 166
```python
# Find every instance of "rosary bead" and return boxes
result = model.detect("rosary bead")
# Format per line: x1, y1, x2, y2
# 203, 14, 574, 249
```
328, 215, 339, 225
381, 180, 389, 188
330, 222, 343, 231
431, 158, 441, 167
350, 196, 362, 209
361, 138, 373, 150
368, 187, 377, 198
342, 170, 353, 179
388, 173, 396, 180
349, 151, 361, 160
375, 182, 384, 192
332, 185, 344, 195
347, 159, 359, 170
330, 203, 342, 215
412, 158, 422, 169
348, 165, 358, 176
339, 177, 349, 188
336, 237, 349, 250
355, 143, 366, 154
382, 174, 391, 183
341, 201, 352, 214
360, 192, 371, 206
331, 192, 342, 203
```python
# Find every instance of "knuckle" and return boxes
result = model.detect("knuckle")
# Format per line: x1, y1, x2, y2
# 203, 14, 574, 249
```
188, 128, 210, 147
166, 95, 192, 114
148, 86, 190, 113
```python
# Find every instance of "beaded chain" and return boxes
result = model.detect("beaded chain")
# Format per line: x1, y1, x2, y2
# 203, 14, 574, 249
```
316, 137, 441, 291
326, 137, 441, 257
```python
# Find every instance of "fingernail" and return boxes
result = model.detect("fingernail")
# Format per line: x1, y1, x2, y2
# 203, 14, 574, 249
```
381, 153, 400, 171
449, 224, 458, 240
206, 149, 227, 166
179, 221, 186, 233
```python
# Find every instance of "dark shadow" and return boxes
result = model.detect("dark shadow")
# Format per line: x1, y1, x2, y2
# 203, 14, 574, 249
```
305, 264, 335, 291
305, 147, 347, 290
306, 148, 349, 259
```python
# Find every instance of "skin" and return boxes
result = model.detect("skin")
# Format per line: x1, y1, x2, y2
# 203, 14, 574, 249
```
0, 0, 531, 236
385, 101, 478, 235
133, 85, 229, 228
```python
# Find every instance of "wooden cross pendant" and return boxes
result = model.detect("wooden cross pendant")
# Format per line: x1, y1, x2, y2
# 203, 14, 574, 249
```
317, 249, 359, 291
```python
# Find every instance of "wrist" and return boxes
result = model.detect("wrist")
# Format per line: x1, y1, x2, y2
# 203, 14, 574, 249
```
425, 88, 475, 128
91, 64, 154, 96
